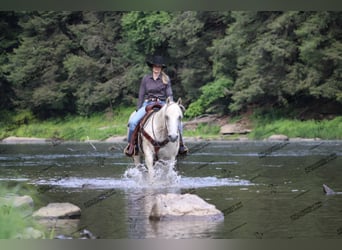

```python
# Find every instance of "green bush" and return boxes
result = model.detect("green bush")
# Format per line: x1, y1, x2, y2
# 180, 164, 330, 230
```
185, 77, 233, 118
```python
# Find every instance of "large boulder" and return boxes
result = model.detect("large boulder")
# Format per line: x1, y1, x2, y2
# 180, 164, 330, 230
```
149, 193, 224, 222
33, 203, 81, 237
220, 124, 251, 135
32, 202, 81, 219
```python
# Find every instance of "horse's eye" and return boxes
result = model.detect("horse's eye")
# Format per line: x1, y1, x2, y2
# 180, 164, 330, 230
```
166, 116, 169, 121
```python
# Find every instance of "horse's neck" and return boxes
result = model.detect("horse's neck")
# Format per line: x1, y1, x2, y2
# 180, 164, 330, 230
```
151, 107, 167, 139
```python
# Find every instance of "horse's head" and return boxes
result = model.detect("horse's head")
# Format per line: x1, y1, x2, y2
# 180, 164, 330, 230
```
164, 97, 184, 142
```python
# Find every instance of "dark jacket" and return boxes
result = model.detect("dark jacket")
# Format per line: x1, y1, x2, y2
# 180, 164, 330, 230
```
137, 73, 173, 109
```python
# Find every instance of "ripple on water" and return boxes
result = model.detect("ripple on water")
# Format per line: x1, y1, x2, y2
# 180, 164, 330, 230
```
32, 173, 254, 190
5, 159, 255, 190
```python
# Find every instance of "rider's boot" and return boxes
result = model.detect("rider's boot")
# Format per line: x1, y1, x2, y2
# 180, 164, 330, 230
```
178, 134, 188, 155
124, 143, 135, 157
124, 126, 140, 157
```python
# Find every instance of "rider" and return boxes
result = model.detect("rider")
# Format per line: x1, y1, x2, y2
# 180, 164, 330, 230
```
124, 55, 188, 156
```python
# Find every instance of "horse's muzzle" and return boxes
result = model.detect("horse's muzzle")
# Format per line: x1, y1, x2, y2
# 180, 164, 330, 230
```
168, 134, 178, 142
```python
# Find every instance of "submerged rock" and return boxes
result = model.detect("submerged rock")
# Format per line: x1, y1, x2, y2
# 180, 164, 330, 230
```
38, 218, 80, 236
32, 202, 81, 219
149, 193, 224, 222
15, 227, 45, 239
79, 229, 98, 239
54, 229, 98, 239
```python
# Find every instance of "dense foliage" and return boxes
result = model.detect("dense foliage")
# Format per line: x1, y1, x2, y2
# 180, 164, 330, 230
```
0, 11, 341, 119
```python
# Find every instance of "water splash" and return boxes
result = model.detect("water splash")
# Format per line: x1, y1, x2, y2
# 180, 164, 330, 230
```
29, 160, 254, 189
123, 160, 181, 187
32, 176, 253, 190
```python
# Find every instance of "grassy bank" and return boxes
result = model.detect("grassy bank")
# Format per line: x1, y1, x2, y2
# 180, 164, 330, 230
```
184, 123, 221, 139
1, 108, 341, 141
0, 107, 135, 141
249, 116, 342, 140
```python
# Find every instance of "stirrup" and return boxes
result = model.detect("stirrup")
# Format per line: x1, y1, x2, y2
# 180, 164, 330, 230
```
124, 144, 135, 157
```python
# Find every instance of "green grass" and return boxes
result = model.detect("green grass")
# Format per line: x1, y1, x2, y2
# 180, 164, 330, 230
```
183, 123, 221, 139
1, 107, 341, 141
0, 106, 135, 141
249, 116, 342, 140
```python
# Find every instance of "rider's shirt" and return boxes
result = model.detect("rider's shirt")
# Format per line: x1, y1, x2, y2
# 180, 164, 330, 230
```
137, 73, 173, 110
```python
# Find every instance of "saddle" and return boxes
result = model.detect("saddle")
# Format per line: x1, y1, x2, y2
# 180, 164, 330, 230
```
124, 104, 162, 157
145, 103, 162, 113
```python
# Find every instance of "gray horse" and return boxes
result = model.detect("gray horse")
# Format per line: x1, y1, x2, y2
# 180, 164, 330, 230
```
128, 97, 184, 182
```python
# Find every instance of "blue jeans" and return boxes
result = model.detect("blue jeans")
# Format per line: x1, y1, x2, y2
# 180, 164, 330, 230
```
127, 101, 165, 142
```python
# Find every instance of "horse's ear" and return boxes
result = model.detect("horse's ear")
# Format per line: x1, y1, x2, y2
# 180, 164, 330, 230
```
166, 96, 171, 104
177, 98, 186, 113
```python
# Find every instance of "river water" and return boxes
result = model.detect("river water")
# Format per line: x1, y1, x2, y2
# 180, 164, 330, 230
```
0, 140, 341, 239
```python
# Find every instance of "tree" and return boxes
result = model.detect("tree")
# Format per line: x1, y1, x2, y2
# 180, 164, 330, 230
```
0, 11, 21, 110
209, 11, 342, 114
161, 11, 230, 103
4, 11, 126, 117
3, 11, 81, 117
1, 11, 340, 120
64, 11, 125, 115
293, 12, 342, 103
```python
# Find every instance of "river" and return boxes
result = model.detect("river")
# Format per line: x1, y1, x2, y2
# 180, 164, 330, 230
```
0, 140, 341, 239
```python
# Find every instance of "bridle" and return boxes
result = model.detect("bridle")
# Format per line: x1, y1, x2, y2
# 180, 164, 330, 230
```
140, 102, 181, 157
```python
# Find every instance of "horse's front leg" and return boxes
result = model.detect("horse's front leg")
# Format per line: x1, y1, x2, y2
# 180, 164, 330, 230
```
132, 154, 141, 167
144, 152, 155, 183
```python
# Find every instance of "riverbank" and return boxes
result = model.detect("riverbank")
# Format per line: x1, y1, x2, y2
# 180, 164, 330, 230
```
0, 135, 328, 145
1, 108, 341, 142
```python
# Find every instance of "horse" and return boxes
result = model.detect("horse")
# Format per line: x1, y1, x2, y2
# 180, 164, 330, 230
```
129, 97, 184, 182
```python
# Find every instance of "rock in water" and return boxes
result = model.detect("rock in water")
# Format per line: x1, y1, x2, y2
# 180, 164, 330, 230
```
323, 184, 342, 195
32, 202, 81, 219
15, 227, 45, 239
0, 194, 34, 217
0, 194, 34, 208
149, 193, 224, 222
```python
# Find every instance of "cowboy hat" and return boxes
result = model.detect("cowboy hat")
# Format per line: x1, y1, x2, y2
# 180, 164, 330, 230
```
146, 55, 167, 68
